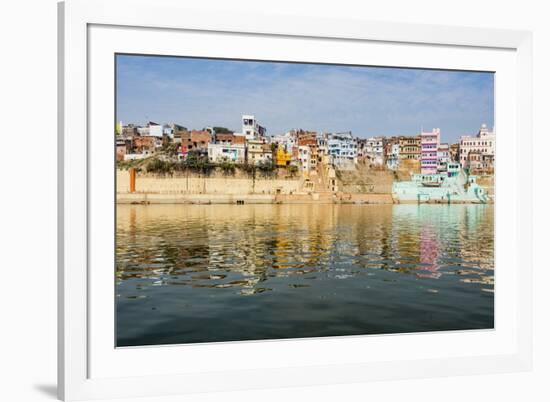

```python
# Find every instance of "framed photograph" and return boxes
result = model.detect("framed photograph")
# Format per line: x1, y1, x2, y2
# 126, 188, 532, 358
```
58, 0, 533, 400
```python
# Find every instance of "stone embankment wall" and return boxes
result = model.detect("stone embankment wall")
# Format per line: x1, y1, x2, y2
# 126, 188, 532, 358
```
337, 167, 395, 194
117, 169, 301, 195
336, 193, 394, 204
475, 175, 495, 197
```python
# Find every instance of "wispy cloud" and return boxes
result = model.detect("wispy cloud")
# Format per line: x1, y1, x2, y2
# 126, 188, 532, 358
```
116, 55, 494, 143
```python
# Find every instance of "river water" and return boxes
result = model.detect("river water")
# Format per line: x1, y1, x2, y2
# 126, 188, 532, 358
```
116, 204, 494, 347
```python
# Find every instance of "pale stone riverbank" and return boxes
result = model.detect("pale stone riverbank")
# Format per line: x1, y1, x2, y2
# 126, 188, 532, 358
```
116, 169, 492, 205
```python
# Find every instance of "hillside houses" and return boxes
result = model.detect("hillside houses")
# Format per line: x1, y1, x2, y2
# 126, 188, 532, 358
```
116, 115, 494, 175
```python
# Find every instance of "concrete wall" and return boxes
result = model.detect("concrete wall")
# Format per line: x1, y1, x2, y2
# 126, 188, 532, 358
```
117, 169, 301, 195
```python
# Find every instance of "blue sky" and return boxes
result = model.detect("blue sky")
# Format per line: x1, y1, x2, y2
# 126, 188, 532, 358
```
116, 55, 494, 143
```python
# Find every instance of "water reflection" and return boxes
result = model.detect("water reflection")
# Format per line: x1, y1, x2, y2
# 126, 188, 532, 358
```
116, 204, 494, 346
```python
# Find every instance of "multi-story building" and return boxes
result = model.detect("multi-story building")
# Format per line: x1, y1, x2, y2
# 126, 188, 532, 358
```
437, 143, 450, 163
466, 150, 483, 170
435, 143, 450, 172
398, 136, 421, 160
298, 146, 312, 171
326, 131, 357, 168
356, 138, 367, 159
317, 135, 329, 161
207, 143, 245, 163
421, 128, 441, 174
173, 129, 187, 144
297, 145, 318, 172
136, 121, 163, 137
246, 139, 272, 165
133, 135, 162, 154
148, 122, 163, 137
136, 126, 148, 136
241, 115, 266, 140
385, 140, 400, 170
180, 129, 212, 157
465, 152, 494, 172
365, 136, 385, 166
162, 124, 174, 138
293, 130, 318, 171
121, 124, 138, 138
296, 130, 317, 146
206, 132, 245, 163
214, 133, 245, 146
480, 154, 495, 171
449, 143, 460, 162
271, 131, 297, 152
459, 124, 495, 170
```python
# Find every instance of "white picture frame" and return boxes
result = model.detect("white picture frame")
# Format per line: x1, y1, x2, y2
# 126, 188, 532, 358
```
58, 0, 533, 400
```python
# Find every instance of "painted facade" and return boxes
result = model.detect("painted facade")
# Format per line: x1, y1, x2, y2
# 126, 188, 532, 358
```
398, 136, 421, 160
326, 131, 357, 168
207, 143, 246, 163
246, 139, 272, 165
459, 124, 495, 171
275, 145, 292, 167
385, 141, 400, 170
421, 128, 440, 174
365, 136, 385, 166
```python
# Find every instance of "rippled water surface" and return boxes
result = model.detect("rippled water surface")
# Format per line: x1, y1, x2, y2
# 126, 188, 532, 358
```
116, 204, 494, 346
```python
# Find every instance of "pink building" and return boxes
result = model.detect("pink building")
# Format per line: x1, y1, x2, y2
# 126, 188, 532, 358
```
421, 128, 440, 174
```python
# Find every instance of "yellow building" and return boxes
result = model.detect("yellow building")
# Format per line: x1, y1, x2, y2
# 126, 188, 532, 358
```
275, 146, 292, 167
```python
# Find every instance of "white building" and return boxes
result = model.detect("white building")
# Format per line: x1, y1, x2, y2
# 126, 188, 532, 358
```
241, 115, 266, 140
386, 142, 400, 170
136, 122, 163, 138
148, 122, 163, 137
365, 136, 385, 166
271, 131, 296, 152
298, 146, 311, 171
163, 124, 174, 138
459, 124, 495, 168
207, 143, 246, 163
136, 126, 149, 136
317, 136, 329, 160
437, 143, 450, 164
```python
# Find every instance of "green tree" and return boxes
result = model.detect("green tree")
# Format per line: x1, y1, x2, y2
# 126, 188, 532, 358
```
257, 160, 275, 178
212, 126, 234, 134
